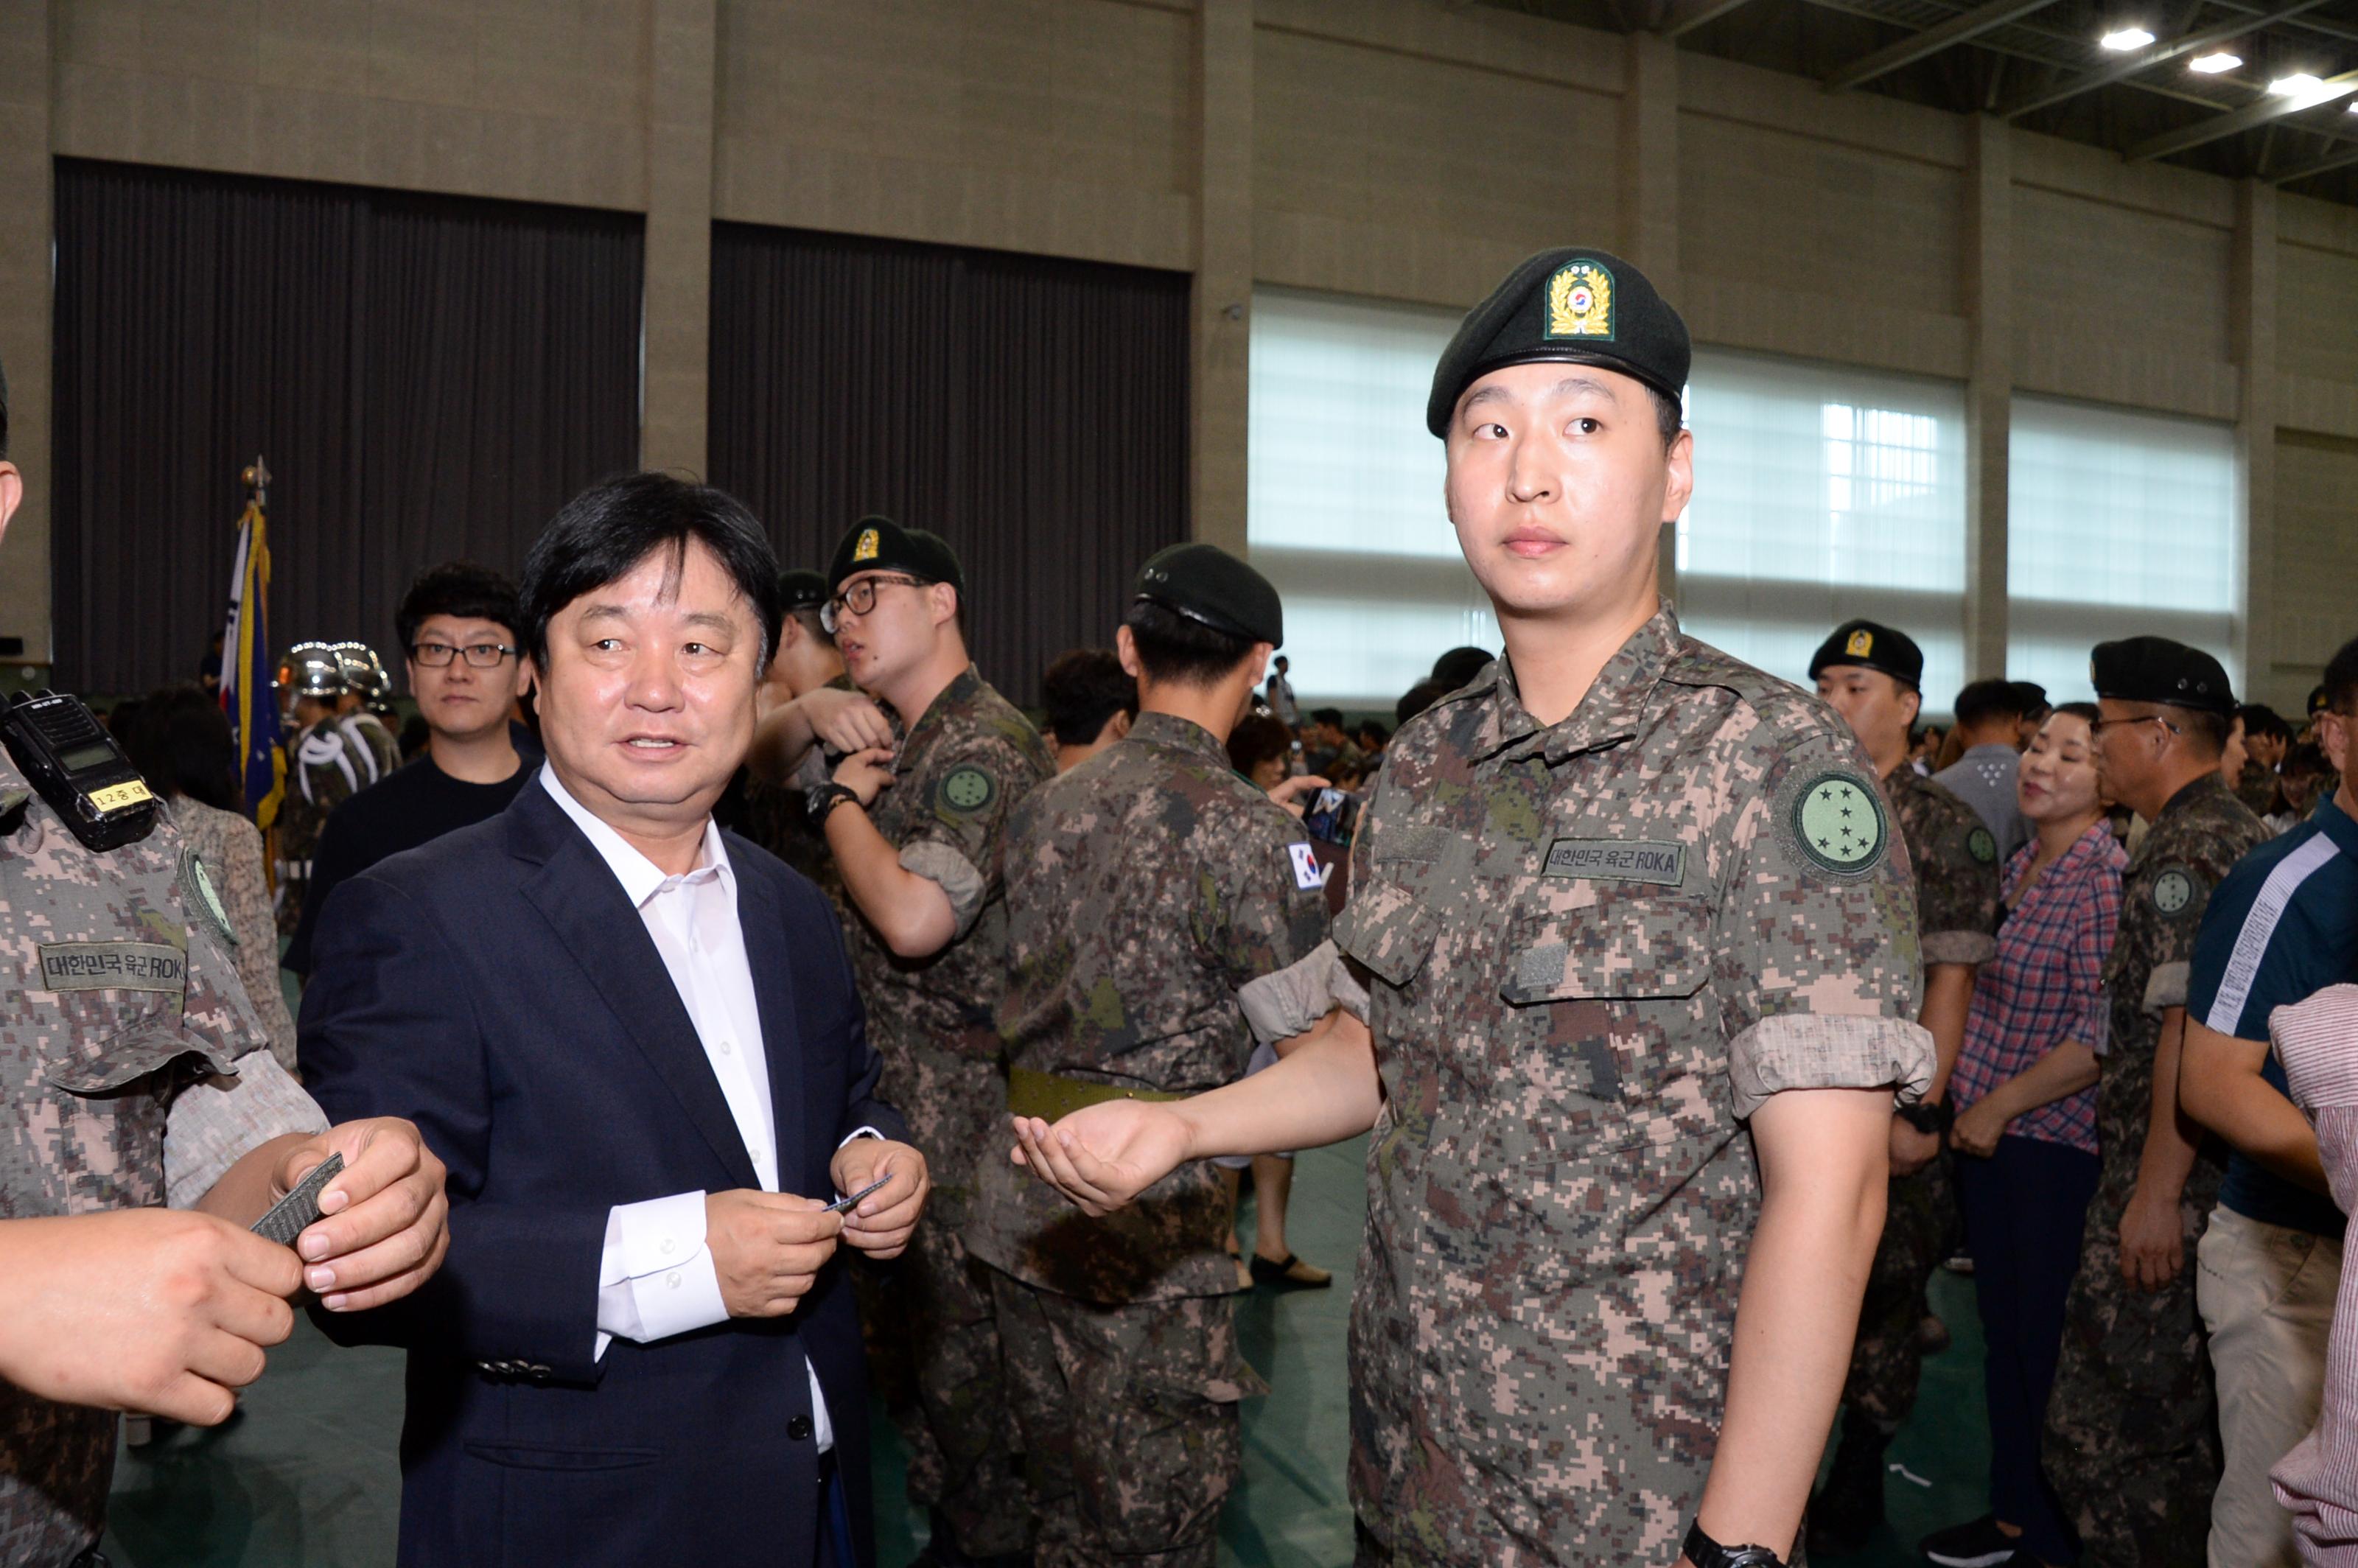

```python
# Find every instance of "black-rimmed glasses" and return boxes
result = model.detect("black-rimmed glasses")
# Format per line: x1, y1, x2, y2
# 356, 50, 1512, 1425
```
822, 575, 928, 635
410, 641, 519, 668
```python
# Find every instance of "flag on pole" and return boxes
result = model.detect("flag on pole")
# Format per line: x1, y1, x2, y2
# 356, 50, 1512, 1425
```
221, 473, 285, 829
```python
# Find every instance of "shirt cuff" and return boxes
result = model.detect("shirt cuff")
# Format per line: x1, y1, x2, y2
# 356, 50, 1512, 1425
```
1727, 1013, 1937, 1121
2144, 960, 2192, 1015
898, 840, 987, 937
595, 1191, 727, 1360
1923, 931, 1999, 967
1236, 940, 1342, 1045
164, 1053, 332, 1211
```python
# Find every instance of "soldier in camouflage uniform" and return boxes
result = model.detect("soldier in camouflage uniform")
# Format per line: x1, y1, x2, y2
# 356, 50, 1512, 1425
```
738, 570, 861, 905
808, 517, 1053, 1568
968, 545, 1330, 1567
2045, 637, 2269, 1568
0, 363, 449, 1567
1011, 249, 1935, 1568
1806, 620, 2002, 1555
274, 642, 366, 934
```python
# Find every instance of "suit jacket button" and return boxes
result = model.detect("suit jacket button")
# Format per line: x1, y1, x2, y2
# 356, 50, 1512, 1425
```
787, 1415, 814, 1441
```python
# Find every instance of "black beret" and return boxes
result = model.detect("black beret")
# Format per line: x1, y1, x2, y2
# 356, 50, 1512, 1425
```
1810, 619, 1924, 690
777, 569, 830, 612
1133, 542, 1282, 648
2309, 683, 2332, 718
828, 515, 965, 596
1426, 247, 1690, 438
2090, 637, 2236, 715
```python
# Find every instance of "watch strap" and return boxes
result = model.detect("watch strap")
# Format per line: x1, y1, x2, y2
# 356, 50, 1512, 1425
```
1682, 1520, 1784, 1568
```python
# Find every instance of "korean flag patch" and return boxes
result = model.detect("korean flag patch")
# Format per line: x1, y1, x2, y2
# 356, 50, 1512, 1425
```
1288, 842, 1327, 892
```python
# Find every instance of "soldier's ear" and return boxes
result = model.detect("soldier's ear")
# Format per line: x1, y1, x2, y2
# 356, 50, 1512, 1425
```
0, 462, 20, 544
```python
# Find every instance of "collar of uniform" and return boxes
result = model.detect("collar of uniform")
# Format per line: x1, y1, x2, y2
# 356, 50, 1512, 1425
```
1473, 601, 1678, 766
895, 664, 985, 772
2155, 769, 2236, 825
2315, 791, 2358, 858
1127, 709, 1227, 764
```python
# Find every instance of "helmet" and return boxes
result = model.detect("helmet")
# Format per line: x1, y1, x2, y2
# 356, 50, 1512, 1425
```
279, 642, 349, 699
333, 643, 392, 705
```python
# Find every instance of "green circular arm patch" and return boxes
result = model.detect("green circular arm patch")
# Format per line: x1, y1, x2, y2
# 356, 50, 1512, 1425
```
941, 766, 995, 813
1967, 827, 1998, 864
2152, 867, 2195, 914
1791, 772, 1889, 877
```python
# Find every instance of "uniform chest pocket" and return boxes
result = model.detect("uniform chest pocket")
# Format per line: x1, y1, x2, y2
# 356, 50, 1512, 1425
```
1333, 874, 1443, 991
47, 1011, 205, 1096
1500, 895, 1723, 1152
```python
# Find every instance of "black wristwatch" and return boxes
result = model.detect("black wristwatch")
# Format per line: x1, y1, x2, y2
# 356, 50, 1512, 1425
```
805, 782, 862, 825
1896, 1096, 1953, 1136
1683, 1520, 1785, 1568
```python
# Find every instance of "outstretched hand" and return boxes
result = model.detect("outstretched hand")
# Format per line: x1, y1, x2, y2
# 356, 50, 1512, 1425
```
1010, 1101, 1194, 1218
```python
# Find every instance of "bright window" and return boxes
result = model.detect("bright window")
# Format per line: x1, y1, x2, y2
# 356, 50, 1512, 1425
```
1247, 288, 1491, 707
2007, 396, 2239, 701
1677, 349, 1970, 707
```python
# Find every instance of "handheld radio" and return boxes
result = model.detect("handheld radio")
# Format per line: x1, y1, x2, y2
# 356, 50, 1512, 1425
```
0, 690, 160, 851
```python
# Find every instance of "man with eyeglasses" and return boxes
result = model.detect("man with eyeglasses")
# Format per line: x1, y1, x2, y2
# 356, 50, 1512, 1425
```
286, 563, 538, 978
802, 516, 1054, 1568
2043, 635, 2270, 1568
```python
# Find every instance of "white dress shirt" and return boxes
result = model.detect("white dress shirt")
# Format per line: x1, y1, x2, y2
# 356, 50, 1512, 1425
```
542, 765, 862, 1450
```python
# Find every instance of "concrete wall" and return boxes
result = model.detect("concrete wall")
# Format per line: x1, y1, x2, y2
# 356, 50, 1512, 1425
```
4, 0, 2352, 709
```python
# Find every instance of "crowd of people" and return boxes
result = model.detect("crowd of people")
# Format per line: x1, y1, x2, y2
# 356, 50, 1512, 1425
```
2, 239, 2357, 1568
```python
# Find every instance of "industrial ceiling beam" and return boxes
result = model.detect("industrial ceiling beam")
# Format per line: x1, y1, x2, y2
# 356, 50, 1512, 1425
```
2000, 0, 2332, 120
1824, 0, 2065, 92
2273, 141, 2358, 183
1660, 0, 1766, 38
2126, 65, 2358, 160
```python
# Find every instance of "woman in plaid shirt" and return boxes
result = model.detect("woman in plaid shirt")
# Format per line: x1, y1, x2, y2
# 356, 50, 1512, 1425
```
1923, 704, 2128, 1568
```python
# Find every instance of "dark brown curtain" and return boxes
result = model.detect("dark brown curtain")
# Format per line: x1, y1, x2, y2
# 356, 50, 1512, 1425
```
51, 158, 643, 691
708, 225, 1190, 708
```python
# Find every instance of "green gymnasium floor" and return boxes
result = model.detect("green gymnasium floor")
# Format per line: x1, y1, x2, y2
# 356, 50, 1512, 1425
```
103, 1134, 1992, 1567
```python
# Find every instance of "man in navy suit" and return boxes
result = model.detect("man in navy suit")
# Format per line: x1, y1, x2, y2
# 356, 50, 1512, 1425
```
301, 472, 930, 1568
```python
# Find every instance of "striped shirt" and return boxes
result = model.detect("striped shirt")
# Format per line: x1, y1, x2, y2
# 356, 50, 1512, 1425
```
2192, 794, 2358, 1237
1949, 822, 2126, 1155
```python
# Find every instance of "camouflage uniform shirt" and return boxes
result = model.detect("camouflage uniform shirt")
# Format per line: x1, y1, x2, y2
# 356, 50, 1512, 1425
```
1333, 606, 1934, 1566
968, 710, 1334, 1304
0, 751, 323, 1562
846, 666, 1052, 1214
1881, 763, 2001, 970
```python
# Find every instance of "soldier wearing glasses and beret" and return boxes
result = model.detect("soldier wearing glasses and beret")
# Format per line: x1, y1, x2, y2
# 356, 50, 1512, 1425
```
2043, 635, 2267, 1568
1007, 249, 1935, 1568
802, 517, 1054, 1568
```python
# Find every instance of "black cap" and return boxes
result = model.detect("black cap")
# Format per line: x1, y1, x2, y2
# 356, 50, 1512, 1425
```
1811, 619, 1924, 690
1133, 543, 1283, 648
1427, 247, 1690, 438
2091, 637, 2236, 715
828, 515, 965, 596
777, 569, 830, 612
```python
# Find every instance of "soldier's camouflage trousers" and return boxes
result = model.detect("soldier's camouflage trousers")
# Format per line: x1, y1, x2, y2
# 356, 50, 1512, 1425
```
1842, 1150, 1953, 1427
989, 1268, 1265, 1568
2044, 1180, 2220, 1568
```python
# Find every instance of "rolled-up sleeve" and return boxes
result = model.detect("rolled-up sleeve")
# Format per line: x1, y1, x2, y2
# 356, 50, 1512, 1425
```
2071, 863, 2122, 1056
1717, 734, 1934, 1121
164, 1051, 330, 1210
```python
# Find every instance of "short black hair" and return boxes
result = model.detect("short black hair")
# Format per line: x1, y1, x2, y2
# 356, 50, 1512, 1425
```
1273, 655, 1289, 669
1226, 712, 1292, 777
2236, 703, 2294, 744
1355, 718, 1391, 749
1645, 383, 1683, 448
2281, 740, 2331, 780
1122, 599, 1257, 687
1041, 648, 1136, 746
2010, 681, 2051, 721
1431, 647, 1493, 690
1310, 707, 1346, 729
786, 605, 832, 650
2054, 701, 2100, 727
123, 685, 242, 813
1396, 679, 1448, 726
397, 561, 522, 654
2325, 636, 2358, 717
2176, 704, 2232, 757
1953, 679, 2027, 728
519, 472, 782, 672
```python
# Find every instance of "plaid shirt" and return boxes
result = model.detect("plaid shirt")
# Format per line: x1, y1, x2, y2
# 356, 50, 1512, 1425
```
1949, 821, 2126, 1155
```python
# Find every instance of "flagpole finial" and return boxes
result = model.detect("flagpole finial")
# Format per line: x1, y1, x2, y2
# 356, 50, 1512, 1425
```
241, 456, 270, 508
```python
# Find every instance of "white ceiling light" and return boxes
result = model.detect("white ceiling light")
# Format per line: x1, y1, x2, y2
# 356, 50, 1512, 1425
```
2188, 51, 2241, 72
2270, 71, 2329, 97
2100, 26, 2157, 49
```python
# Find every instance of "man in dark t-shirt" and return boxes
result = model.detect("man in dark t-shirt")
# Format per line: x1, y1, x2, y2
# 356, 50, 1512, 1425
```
287, 564, 536, 976
2180, 633, 2358, 1568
